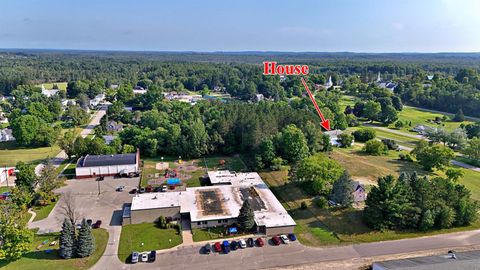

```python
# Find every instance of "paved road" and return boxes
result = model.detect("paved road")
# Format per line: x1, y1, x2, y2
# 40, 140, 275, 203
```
94, 229, 480, 270
34, 105, 107, 175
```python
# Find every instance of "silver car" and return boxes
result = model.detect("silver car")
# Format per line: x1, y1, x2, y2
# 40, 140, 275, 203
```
131, 251, 139, 263
140, 252, 149, 262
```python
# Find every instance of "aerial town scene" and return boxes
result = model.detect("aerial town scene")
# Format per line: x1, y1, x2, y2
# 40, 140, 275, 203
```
1, 0, 480, 269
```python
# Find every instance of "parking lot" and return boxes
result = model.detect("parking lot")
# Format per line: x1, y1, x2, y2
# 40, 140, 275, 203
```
29, 176, 139, 233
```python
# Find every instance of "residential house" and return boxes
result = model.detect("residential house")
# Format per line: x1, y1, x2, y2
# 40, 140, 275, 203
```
0, 111, 8, 124
89, 94, 106, 107
41, 89, 59, 97
103, 135, 117, 145
107, 121, 123, 132
254, 94, 264, 102
133, 86, 147, 95
352, 181, 367, 203
0, 128, 15, 142
323, 130, 354, 147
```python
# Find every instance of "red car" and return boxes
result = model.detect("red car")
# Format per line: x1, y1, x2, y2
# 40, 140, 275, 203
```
256, 237, 264, 247
214, 242, 222, 252
271, 236, 281, 246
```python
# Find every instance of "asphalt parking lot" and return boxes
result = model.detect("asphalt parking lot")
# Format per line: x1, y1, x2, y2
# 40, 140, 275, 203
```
29, 176, 139, 233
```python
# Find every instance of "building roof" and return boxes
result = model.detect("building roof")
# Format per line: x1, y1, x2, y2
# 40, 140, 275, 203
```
373, 250, 480, 270
131, 192, 180, 211
77, 153, 137, 168
132, 171, 296, 228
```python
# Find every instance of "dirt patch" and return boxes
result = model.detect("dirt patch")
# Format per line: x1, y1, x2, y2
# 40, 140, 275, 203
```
354, 177, 377, 187
156, 162, 169, 170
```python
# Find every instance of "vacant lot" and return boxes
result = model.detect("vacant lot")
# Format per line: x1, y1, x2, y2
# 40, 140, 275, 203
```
118, 223, 182, 262
0, 141, 61, 166
0, 228, 108, 270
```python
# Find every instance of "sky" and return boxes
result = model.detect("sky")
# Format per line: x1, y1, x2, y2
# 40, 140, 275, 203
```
1, 0, 480, 52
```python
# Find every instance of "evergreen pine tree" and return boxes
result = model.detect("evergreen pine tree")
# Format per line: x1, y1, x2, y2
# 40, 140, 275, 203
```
237, 200, 255, 232
75, 218, 95, 258
329, 170, 354, 206
453, 109, 465, 122
59, 218, 75, 259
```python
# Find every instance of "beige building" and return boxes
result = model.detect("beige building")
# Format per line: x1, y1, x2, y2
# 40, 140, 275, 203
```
123, 171, 296, 236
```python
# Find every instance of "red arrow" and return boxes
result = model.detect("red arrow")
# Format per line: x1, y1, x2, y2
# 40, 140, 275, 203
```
300, 77, 331, 131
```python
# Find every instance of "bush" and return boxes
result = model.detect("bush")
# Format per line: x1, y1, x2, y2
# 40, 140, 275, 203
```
315, 197, 328, 209
270, 156, 285, 171
394, 121, 404, 129
300, 201, 308, 210
381, 139, 399, 150
353, 128, 376, 142
363, 139, 388, 155
399, 153, 413, 162
338, 133, 354, 148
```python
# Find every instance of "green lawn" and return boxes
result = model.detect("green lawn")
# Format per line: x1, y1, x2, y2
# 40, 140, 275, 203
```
38, 82, 68, 91
0, 228, 108, 270
389, 106, 474, 133
192, 227, 245, 242
0, 186, 12, 193
60, 163, 76, 179
260, 168, 480, 247
118, 223, 182, 262
458, 169, 480, 201
32, 201, 57, 222
0, 141, 61, 166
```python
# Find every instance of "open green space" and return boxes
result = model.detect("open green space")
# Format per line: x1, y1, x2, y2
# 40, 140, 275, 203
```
0, 141, 61, 166
37, 82, 68, 91
260, 167, 480, 247
389, 106, 475, 133
118, 223, 182, 262
192, 226, 246, 242
32, 201, 57, 222
0, 228, 108, 270
0, 186, 12, 193
457, 169, 480, 201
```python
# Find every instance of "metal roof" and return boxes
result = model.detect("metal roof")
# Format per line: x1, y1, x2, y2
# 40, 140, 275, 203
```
77, 153, 137, 168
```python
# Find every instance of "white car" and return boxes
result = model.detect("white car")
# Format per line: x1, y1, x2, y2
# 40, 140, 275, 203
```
239, 239, 247, 248
140, 252, 149, 262
280, 234, 289, 244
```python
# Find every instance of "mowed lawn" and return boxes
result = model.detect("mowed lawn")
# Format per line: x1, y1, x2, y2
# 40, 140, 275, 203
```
0, 229, 108, 270
0, 141, 61, 166
38, 82, 68, 91
32, 201, 58, 222
389, 106, 475, 133
118, 223, 182, 263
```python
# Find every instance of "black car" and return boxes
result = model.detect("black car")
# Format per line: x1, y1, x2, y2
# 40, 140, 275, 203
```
203, 243, 212, 254
86, 219, 93, 226
129, 188, 137, 194
230, 240, 238, 250
149, 250, 156, 262
153, 186, 162, 192
247, 238, 255, 247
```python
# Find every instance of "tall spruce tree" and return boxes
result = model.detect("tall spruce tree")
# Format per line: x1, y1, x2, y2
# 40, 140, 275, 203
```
330, 170, 354, 206
237, 200, 255, 232
59, 218, 75, 259
75, 219, 95, 258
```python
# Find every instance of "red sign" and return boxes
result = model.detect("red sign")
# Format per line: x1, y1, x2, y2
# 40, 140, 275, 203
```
263, 61, 309, 76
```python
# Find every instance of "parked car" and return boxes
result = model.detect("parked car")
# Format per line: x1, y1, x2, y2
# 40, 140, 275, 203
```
222, 240, 230, 254
239, 239, 247, 248
153, 186, 162, 192
256, 237, 264, 247
271, 236, 281, 245
214, 242, 222, 252
86, 219, 93, 227
288, 233, 297, 241
203, 243, 212, 254
131, 251, 139, 263
76, 223, 82, 230
116, 185, 125, 192
161, 185, 168, 192
140, 252, 148, 262
280, 234, 290, 244
230, 240, 238, 250
92, 220, 102, 229
149, 250, 156, 262
139, 187, 146, 194
247, 238, 255, 247
129, 188, 137, 194
146, 185, 153, 192
96, 176, 105, 181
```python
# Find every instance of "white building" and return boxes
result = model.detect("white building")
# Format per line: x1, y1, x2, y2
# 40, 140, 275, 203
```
75, 150, 139, 179
133, 86, 147, 95
323, 130, 353, 147
41, 89, 59, 97
89, 94, 106, 107
324, 76, 333, 88
125, 171, 296, 236
0, 128, 15, 142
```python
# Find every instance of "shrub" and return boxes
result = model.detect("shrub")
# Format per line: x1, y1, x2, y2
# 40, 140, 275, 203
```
394, 121, 404, 129
300, 201, 308, 210
381, 139, 399, 150
352, 128, 376, 142
363, 139, 388, 155
399, 153, 413, 162
315, 197, 328, 209
338, 133, 354, 148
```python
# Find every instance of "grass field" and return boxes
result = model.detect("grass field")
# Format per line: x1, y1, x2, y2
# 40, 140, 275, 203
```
118, 223, 182, 262
260, 167, 480, 247
0, 228, 108, 270
0, 141, 61, 166
38, 82, 68, 91
389, 106, 475, 133
32, 201, 57, 222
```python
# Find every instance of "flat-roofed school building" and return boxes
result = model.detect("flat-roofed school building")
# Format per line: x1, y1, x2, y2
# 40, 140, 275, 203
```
75, 150, 140, 179
124, 170, 296, 236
